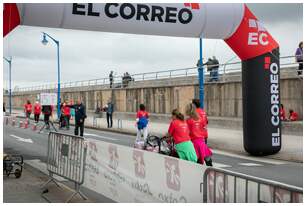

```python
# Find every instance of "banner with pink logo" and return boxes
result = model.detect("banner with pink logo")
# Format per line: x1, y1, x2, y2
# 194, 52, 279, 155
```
83, 139, 205, 203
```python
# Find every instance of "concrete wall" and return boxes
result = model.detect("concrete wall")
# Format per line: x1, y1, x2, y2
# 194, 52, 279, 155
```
6, 69, 303, 119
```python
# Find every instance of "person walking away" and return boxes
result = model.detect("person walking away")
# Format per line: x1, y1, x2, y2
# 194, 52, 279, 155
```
136, 104, 149, 143
185, 103, 212, 166
24, 100, 32, 119
42, 105, 52, 129
295, 41, 303, 76
211, 56, 220, 81
192, 99, 209, 144
63, 102, 71, 130
109, 71, 114, 88
106, 100, 114, 128
289, 109, 298, 121
166, 109, 197, 163
69, 100, 87, 136
33, 101, 41, 123
280, 104, 286, 121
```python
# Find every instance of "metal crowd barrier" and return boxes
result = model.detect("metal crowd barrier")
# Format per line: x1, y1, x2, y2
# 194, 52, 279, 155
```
42, 132, 88, 202
202, 167, 303, 203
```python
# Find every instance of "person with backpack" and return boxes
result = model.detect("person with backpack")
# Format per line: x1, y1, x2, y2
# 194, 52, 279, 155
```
33, 101, 41, 123
166, 109, 198, 163
24, 100, 32, 119
185, 103, 212, 166
42, 105, 53, 129
105, 100, 114, 128
135, 104, 149, 143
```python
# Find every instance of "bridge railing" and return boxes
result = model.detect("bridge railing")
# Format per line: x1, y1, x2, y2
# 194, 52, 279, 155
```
11, 55, 301, 93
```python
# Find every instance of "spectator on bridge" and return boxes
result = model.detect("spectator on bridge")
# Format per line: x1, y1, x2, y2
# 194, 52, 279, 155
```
24, 100, 32, 119
185, 103, 212, 166
295, 41, 303, 76
33, 101, 41, 123
69, 99, 87, 137
211, 56, 220, 81
192, 99, 208, 144
105, 99, 114, 128
109, 71, 114, 88
280, 104, 287, 121
166, 109, 197, 163
289, 109, 298, 121
42, 105, 53, 129
62, 102, 71, 130
136, 104, 149, 144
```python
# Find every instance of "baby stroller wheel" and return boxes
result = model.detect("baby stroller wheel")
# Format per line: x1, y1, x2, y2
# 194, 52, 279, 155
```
15, 169, 22, 178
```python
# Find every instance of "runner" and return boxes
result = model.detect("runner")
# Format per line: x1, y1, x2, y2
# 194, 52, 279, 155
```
135, 104, 149, 144
166, 109, 197, 163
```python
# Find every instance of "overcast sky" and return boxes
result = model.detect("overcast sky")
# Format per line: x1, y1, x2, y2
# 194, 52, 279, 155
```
3, 3, 303, 89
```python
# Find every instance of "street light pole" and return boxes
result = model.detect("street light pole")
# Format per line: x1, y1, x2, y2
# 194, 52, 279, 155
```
198, 38, 205, 109
41, 32, 61, 119
3, 57, 12, 115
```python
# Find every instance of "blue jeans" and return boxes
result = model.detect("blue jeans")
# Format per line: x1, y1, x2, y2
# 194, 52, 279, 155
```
210, 69, 219, 81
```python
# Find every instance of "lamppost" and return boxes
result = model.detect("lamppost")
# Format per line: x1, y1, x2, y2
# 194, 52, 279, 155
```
41, 32, 61, 119
198, 38, 205, 109
3, 56, 12, 115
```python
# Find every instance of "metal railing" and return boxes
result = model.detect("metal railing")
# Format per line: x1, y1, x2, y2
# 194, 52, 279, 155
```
42, 132, 88, 202
202, 167, 303, 203
11, 55, 302, 93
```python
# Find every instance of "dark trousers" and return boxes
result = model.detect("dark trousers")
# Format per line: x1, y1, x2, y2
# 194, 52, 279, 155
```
107, 113, 113, 128
75, 119, 84, 136
298, 62, 303, 75
26, 112, 31, 118
64, 115, 70, 129
34, 114, 40, 122
44, 114, 50, 128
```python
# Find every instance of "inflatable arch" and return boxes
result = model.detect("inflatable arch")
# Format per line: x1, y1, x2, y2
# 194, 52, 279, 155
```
4, 3, 281, 155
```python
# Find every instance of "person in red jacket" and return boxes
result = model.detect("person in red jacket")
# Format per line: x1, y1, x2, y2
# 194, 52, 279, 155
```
33, 101, 41, 123
166, 109, 197, 163
192, 99, 208, 143
185, 103, 212, 166
280, 104, 286, 121
24, 100, 32, 119
289, 109, 298, 121
62, 102, 71, 129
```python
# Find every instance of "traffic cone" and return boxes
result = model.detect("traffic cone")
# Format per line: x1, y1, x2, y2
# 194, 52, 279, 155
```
19, 121, 23, 128
24, 119, 29, 129
32, 123, 37, 131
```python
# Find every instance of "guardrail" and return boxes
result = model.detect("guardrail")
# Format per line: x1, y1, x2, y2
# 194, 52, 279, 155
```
42, 132, 88, 202
10, 55, 302, 93
202, 167, 303, 203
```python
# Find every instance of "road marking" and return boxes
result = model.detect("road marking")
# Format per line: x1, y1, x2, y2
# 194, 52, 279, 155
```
238, 163, 263, 167
10, 134, 33, 143
84, 133, 118, 141
212, 162, 232, 168
212, 149, 287, 165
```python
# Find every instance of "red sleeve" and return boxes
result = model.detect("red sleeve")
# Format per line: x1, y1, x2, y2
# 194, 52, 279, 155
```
146, 112, 149, 118
168, 121, 175, 136
186, 119, 192, 131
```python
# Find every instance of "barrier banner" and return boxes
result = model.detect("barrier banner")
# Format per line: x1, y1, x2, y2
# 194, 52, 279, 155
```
40, 93, 57, 106
83, 139, 205, 203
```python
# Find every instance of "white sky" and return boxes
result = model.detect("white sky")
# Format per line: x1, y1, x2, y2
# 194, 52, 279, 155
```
3, 3, 303, 90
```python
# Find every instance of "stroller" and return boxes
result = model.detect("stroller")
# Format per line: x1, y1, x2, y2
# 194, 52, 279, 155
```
143, 135, 213, 166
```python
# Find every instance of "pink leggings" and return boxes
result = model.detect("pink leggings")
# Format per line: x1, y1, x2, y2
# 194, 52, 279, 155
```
192, 138, 212, 164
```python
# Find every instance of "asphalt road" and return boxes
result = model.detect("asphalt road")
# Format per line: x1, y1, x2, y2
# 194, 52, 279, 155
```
3, 119, 303, 189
